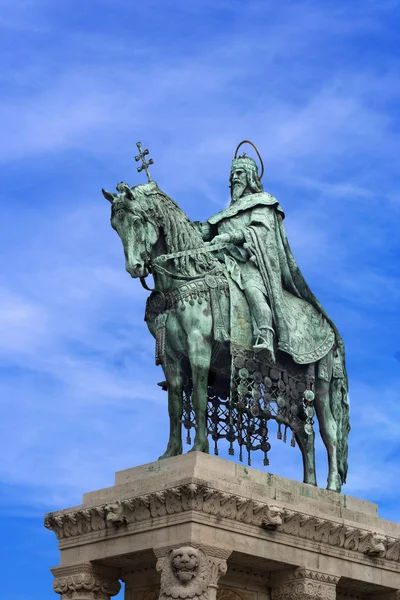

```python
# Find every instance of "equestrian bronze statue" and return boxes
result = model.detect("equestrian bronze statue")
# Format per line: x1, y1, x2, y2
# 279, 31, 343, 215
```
102, 140, 350, 492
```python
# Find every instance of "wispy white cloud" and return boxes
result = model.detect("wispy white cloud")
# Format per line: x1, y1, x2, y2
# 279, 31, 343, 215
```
0, 0, 399, 527
0, 199, 168, 507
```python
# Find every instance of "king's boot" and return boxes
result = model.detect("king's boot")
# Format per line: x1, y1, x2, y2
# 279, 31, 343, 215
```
253, 327, 276, 364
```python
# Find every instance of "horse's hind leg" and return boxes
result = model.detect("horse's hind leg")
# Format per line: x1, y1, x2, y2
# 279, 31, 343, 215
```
187, 329, 211, 454
295, 427, 317, 487
314, 377, 340, 492
158, 360, 184, 460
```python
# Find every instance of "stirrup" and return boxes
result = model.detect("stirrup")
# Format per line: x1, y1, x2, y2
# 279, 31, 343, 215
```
253, 330, 275, 363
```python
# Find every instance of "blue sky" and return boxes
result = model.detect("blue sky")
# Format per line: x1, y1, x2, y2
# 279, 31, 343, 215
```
0, 0, 399, 598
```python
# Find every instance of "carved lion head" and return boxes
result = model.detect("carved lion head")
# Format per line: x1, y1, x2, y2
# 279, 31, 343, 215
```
171, 547, 200, 583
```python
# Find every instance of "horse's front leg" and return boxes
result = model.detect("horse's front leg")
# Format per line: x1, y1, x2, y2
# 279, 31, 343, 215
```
158, 359, 184, 460
187, 329, 211, 454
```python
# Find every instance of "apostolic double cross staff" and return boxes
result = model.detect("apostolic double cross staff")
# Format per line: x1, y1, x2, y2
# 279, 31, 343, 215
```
134, 142, 154, 183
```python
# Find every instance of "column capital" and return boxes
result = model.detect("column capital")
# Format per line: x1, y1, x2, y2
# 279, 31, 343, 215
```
271, 568, 340, 600
51, 563, 121, 600
154, 544, 232, 600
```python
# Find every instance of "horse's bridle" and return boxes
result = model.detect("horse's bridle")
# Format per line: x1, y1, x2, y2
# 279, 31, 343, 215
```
139, 242, 230, 291
140, 276, 154, 291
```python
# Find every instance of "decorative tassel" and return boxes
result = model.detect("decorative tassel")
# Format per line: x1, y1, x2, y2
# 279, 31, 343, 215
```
155, 313, 168, 366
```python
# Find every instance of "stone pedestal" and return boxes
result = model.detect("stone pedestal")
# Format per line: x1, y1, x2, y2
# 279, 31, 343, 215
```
45, 453, 400, 600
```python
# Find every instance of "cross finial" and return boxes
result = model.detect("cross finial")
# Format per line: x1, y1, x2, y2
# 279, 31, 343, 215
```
134, 141, 154, 183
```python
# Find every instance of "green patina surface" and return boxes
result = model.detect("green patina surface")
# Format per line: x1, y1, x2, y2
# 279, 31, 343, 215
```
102, 142, 350, 493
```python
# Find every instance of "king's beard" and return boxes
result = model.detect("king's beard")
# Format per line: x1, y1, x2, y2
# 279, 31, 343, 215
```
231, 181, 247, 203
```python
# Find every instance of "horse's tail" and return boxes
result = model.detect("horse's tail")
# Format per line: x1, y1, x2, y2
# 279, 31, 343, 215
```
330, 346, 350, 485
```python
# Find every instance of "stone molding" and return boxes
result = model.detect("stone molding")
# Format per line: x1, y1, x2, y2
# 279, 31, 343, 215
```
271, 569, 339, 600
218, 588, 256, 600
155, 544, 231, 600
130, 587, 255, 600
51, 563, 121, 599
44, 483, 399, 563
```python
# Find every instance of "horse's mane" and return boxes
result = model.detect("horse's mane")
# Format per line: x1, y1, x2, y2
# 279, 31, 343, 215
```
126, 183, 218, 275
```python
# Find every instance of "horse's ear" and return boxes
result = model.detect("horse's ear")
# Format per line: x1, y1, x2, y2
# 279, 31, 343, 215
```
124, 186, 135, 200
102, 188, 115, 203
116, 182, 135, 200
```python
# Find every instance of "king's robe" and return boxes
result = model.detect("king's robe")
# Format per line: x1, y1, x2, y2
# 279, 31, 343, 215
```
206, 191, 343, 366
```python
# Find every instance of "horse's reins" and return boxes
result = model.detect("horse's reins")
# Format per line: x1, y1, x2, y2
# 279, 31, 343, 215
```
140, 242, 230, 290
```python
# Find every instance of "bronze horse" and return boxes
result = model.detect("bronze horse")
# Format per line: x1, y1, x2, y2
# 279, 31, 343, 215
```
103, 181, 349, 492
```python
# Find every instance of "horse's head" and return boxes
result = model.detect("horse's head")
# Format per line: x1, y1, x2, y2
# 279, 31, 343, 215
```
103, 183, 158, 279
104, 181, 217, 281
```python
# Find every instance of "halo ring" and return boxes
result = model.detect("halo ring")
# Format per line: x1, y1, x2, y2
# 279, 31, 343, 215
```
233, 140, 264, 180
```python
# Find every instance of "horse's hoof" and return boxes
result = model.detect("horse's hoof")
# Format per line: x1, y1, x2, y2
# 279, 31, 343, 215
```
326, 475, 341, 493
158, 446, 182, 460
303, 479, 317, 487
188, 440, 209, 454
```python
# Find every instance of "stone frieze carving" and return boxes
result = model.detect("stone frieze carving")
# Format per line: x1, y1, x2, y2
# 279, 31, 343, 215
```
386, 537, 400, 561
261, 504, 284, 530
44, 484, 399, 564
271, 569, 340, 600
51, 563, 121, 599
358, 532, 386, 557
272, 578, 335, 600
105, 501, 127, 526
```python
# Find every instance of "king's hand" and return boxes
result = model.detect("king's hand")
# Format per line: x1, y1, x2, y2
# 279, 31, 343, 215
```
210, 233, 232, 245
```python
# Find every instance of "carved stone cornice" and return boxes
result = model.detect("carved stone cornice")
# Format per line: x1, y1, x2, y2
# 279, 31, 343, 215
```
154, 543, 232, 561
44, 483, 400, 564
271, 569, 339, 600
51, 563, 121, 599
